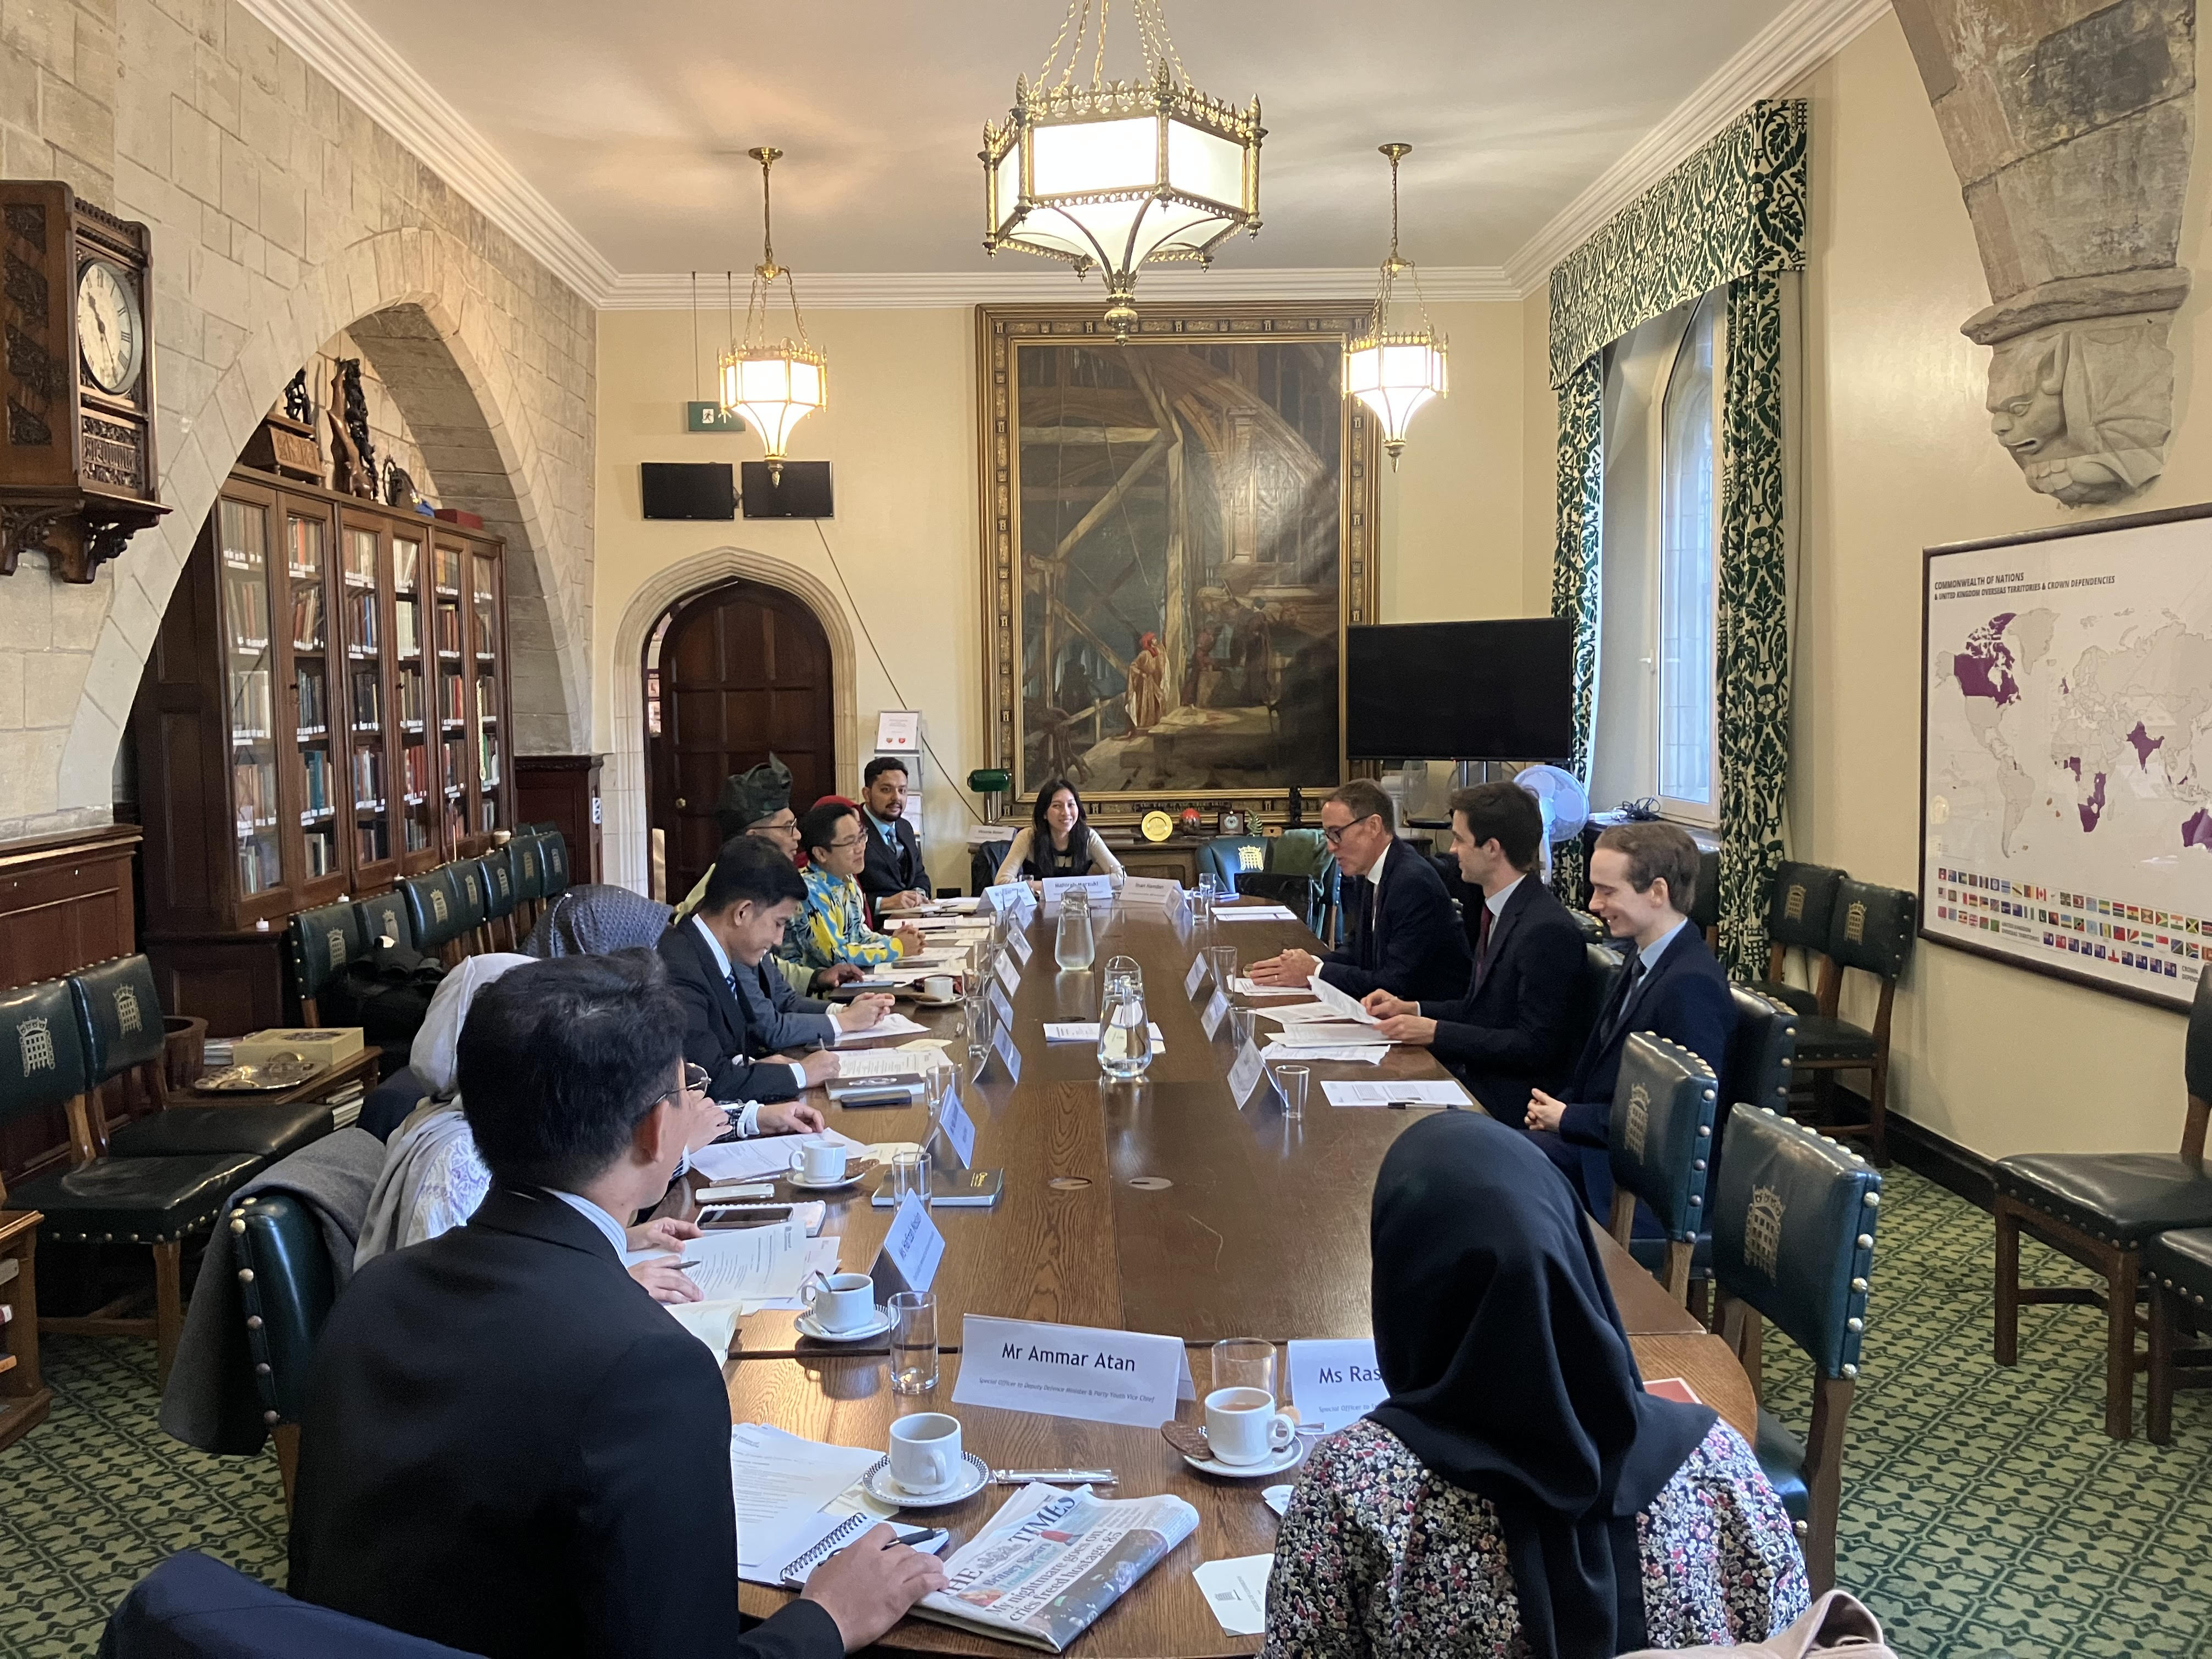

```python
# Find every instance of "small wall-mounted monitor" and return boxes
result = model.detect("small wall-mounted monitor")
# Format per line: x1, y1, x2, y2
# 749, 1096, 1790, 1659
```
1346, 618, 1575, 761
741, 460, 834, 519
640, 462, 736, 520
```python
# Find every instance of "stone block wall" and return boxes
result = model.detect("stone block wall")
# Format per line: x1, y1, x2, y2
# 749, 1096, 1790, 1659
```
0, 0, 596, 843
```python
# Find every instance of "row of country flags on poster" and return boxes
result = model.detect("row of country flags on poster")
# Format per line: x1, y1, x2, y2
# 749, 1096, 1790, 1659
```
1932, 865, 2204, 983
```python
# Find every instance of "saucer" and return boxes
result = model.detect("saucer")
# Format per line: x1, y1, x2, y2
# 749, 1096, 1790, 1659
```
794, 1306, 893, 1343
1181, 1441, 1306, 1479
905, 992, 961, 1008
861, 1451, 991, 1510
783, 1170, 866, 1193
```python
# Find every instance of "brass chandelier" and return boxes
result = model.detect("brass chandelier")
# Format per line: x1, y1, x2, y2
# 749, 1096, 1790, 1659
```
981, 0, 1264, 341
720, 146, 826, 482
1345, 143, 1448, 468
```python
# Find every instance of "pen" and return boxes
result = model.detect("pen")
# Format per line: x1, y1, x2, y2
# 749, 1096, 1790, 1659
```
674, 1259, 702, 1271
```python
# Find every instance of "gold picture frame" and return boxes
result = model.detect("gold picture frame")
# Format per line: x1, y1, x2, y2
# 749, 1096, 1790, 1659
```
975, 301, 1381, 826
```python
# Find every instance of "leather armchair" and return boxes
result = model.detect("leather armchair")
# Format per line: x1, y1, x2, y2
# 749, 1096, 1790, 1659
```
289, 900, 368, 1025
1712, 1105, 1883, 1595
82, 957, 331, 1169
1197, 836, 1268, 893
3, 978, 259, 1385
1606, 1032, 1719, 1302
1996, 966, 2212, 1440
1689, 846, 1721, 949
1747, 860, 1846, 1018
228, 1192, 338, 1504
101, 1549, 479, 1656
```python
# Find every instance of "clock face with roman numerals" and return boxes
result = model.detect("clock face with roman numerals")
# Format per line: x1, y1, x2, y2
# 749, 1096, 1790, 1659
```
76, 257, 143, 398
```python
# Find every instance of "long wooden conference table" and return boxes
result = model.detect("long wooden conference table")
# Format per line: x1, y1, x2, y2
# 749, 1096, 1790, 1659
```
694, 895, 1755, 1657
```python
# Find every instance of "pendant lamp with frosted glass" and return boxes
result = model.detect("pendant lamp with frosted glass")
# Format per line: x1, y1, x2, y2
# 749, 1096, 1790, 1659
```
1345, 143, 1447, 468
720, 146, 825, 483
981, 0, 1263, 341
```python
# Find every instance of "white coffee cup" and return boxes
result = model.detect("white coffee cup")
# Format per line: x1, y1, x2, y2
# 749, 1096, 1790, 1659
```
789, 1139, 848, 1184
1202, 1386, 1296, 1466
802, 1271, 877, 1333
888, 1412, 963, 1494
923, 974, 957, 1001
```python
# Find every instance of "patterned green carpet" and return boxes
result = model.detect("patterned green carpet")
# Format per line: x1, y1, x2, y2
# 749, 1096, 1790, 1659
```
3, 1166, 2210, 1656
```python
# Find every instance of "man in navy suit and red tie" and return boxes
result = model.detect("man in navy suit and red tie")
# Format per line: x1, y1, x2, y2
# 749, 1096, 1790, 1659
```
1526, 820, 1735, 1217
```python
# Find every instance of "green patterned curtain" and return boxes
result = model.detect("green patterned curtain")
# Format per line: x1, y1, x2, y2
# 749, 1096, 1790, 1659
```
1550, 359, 1602, 907
1545, 99, 1805, 973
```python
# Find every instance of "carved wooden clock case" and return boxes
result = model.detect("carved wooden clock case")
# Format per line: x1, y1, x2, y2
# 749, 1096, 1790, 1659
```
1, 179, 167, 582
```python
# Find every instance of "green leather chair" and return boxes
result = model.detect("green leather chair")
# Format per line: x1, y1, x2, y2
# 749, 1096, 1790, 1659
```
1688, 846, 1722, 947
473, 849, 520, 949
227, 1192, 338, 1504
1566, 905, 1607, 944
80, 956, 331, 1167
538, 830, 572, 898
444, 858, 489, 950
1196, 836, 1268, 891
2005, 963, 2212, 1442
1605, 1031, 1719, 1304
1712, 1105, 1882, 1595
401, 867, 469, 960
289, 900, 369, 1024
356, 889, 417, 956
1746, 860, 1847, 1018
2, 978, 259, 1383
1791, 879, 1915, 1164
508, 833, 546, 935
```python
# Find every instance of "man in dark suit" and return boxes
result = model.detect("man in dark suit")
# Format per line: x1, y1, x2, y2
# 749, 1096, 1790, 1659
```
658, 841, 840, 1111
1361, 782, 1585, 1124
1526, 821, 1736, 1217
290, 953, 945, 1657
858, 757, 928, 916
1248, 780, 1471, 1002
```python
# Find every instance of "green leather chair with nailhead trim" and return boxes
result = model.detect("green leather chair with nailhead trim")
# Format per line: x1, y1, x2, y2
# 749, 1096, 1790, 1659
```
1605, 1031, 1719, 1305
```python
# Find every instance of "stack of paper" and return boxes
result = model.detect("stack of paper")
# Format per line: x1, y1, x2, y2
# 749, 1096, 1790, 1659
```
731, 1424, 888, 1582
833, 1012, 933, 1045
1042, 1021, 1167, 1046
1321, 1080, 1472, 1108
837, 1046, 950, 1077
1229, 977, 1316, 1000
1259, 1041, 1389, 1064
1307, 976, 1384, 1025
1257, 1002, 1350, 1026
690, 1128, 868, 1184
623, 1217, 816, 1304
1266, 1023, 1393, 1048
1213, 905, 1299, 922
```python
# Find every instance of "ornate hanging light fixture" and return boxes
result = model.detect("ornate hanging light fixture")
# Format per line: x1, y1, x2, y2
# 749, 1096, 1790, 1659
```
981, 0, 1263, 342
720, 146, 825, 482
1345, 143, 1447, 469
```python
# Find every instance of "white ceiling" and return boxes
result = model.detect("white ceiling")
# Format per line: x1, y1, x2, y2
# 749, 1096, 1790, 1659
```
274, 0, 1890, 302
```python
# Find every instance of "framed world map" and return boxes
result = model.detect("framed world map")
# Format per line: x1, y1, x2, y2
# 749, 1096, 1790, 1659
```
1921, 504, 2212, 1011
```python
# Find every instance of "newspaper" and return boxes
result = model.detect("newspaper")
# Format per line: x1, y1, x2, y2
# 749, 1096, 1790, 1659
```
912, 1483, 1199, 1652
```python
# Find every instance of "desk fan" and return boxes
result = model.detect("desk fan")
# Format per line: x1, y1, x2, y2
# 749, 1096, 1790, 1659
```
1514, 765, 1590, 883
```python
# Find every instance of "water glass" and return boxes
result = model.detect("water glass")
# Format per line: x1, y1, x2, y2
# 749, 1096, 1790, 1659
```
891, 1291, 939, 1395
1228, 1006, 1254, 1051
1276, 1063, 1310, 1122
891, 1147, 932, 1205
1212, 1336, 1278, 1401
1207, 945, 1238, 995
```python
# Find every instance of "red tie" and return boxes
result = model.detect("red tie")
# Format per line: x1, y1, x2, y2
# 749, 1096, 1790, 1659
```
1474, 902, 1494, 988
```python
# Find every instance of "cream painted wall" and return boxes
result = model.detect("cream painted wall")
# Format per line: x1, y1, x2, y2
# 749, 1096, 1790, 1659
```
592, 307, 983, 897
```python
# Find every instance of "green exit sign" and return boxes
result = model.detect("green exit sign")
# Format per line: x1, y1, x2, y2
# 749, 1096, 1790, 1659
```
685, 401, 745, 433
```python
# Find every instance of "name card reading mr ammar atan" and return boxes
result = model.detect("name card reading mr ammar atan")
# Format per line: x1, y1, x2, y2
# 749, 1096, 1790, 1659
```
954, 1316, 1194, 1426
1287, 1339, 1390, 1431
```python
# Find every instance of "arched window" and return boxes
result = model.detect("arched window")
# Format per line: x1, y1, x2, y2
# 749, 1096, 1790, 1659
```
1656, 291, 1719, 817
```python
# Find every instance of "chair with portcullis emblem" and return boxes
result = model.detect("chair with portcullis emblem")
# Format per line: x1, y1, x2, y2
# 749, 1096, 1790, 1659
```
1745, 860, 1847, 1019
1606, 1032, 1720, 1305
1788, 879, 1914, 1165
289, 900, 368, 1026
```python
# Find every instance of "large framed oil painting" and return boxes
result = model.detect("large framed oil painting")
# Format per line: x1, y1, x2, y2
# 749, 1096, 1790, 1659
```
976, 303, 1381, 820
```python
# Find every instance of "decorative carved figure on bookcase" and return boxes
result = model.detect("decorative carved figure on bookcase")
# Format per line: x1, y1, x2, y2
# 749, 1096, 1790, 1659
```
383, 457, 420, 513
328, 364, 375, 499
336, 357, 379, 489
283, 368, 312, 425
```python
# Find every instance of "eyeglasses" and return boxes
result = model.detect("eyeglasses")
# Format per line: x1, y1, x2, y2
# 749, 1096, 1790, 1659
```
659, 1062, 712, 1109
756, 816, 798, 836
825, 834, 868, 851
1322, 813, 1376, 845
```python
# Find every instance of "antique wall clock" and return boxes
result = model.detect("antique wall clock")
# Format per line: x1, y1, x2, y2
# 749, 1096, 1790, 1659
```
0, 180, 167, 582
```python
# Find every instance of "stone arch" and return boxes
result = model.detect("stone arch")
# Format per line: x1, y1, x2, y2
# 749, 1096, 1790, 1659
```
605, 549, 861, 895
57, 225, 590, 819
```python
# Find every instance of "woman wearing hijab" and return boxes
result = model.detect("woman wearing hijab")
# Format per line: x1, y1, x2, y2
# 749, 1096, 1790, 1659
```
523, 883, 673, 958
355, 952, 721, 1304
1264, 1113, 1807, 1659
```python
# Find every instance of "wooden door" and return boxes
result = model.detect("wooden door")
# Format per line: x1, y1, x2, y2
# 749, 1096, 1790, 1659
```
648, 582, 835, 904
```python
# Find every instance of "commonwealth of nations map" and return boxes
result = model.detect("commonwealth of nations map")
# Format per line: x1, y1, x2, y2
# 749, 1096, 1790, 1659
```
1922, 513, 2212, 1011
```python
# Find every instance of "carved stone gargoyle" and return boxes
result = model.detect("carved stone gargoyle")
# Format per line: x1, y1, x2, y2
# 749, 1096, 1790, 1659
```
1894, 0, 2195, 507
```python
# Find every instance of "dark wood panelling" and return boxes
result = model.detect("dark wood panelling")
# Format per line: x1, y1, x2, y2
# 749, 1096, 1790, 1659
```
514, 755, 602, 884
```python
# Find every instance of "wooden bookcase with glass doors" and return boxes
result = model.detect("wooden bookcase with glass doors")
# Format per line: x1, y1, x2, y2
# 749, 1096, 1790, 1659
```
132, 469, 511, 1029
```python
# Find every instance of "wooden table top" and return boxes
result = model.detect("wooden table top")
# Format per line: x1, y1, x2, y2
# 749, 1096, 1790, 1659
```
708, 899, 1757, 1656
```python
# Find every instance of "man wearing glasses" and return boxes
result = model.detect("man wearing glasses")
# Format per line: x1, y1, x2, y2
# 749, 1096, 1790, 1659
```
799, 800, 925, 969
1248, 780, 1471, 1002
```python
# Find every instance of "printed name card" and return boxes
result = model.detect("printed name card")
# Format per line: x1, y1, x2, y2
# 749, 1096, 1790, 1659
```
982, 883, 1024, 916
1200, 987, 1231, 1040
1286, 1339, 1390, 1431
1041, 873, 1116, 907
1227, 1039, 1267, 1108
934, 1079, 977, 1170
989, 1018, 1023, 1084
868, 1192, 945, 1301
1119, 876, 1182, 908
954, 1316, 1193, 1426
1006, 926, 1032, 967
1184, 955, 1212, 1001
995, 951, 1023, 997
988, 979, 1015, 1032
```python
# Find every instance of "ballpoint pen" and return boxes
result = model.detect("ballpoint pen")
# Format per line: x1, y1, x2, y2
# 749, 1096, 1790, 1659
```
989, 1468, 1116, 1485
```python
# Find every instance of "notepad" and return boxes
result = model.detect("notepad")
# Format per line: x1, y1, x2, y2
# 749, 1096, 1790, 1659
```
1228, 977, 1315, 998
730, 1424, 884, 1580
690, 1128, 868, 1184
1321, 1080, 1471, 1109
833, 1012, 933, 1044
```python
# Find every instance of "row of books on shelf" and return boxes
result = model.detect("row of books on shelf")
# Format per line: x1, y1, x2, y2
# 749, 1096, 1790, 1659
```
398, 672, 426, 724
294, 667, 324, 731
239, 835, 283, 895
353, 749, 383, 810
291, 583, 324, 651
442, 674, 466, 723
302, 748, 332, 814
352, 669, 382, 729
225, 574, 270, 648
232, 759, 278, 829
436, 603, 463, 655
396, 599, 420, 657
229, 669, 273, 740
303, 827, 338, 878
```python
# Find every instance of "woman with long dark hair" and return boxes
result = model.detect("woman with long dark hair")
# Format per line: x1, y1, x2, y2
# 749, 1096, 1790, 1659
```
1263, 1113, 1807, 1658
991, 777, 1125, 888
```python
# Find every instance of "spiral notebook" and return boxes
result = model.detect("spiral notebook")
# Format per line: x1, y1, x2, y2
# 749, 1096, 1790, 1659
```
775, 1513, 876, 1587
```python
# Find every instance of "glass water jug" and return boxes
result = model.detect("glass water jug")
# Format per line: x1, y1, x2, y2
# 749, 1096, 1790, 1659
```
1097, 979, 1153, 1079
1055, 888, 1096, 970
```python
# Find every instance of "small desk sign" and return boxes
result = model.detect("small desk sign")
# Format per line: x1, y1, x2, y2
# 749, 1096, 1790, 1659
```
1119, 876, 1181, 909
684, 400, 744, 432
1200, 988, 1231, 1041
935, 1079, 977, 1170
1227, 1039, 1267, 1108
868, 1192, 945, 1301
955, 1316, 1193, 1426
1184, 955, 1212, 1001
1286, 1339, 1389, 1431
988, 980, 1015, 1032
1041, 873, 1115, 907
989, 1019, 1023, 1083
995, 951, 1023, 997
1007, 926, 1032, 967
982, 884, 1029, 918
